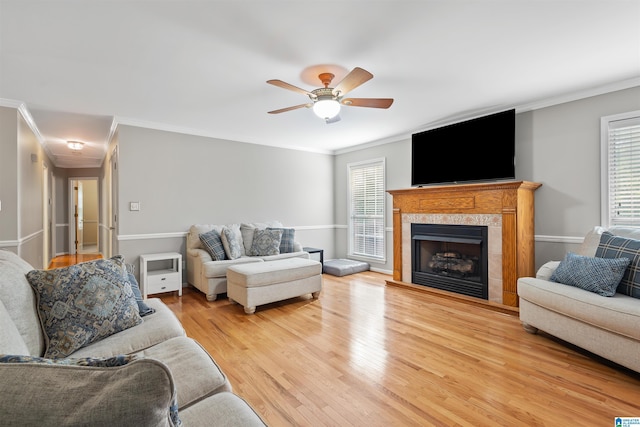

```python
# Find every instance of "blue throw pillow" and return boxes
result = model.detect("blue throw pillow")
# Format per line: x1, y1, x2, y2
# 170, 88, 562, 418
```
267, 227, 296, 253
199, 229, 227, 261
26, 256, 143, 358
595, 231, 640, 298
550, 252, 630, 296
127, 272, 155, 317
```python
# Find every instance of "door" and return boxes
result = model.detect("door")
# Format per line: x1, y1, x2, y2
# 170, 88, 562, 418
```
108, 146, 119, 257
69, 178, 99, 255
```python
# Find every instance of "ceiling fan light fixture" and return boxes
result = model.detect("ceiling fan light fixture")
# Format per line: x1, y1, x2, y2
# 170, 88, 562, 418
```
67, 140, 84, 151
313, 99, 340, 120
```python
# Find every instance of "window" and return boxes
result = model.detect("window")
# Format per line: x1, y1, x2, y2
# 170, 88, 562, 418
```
348, 158, 386, 261
601, 110, 640, 227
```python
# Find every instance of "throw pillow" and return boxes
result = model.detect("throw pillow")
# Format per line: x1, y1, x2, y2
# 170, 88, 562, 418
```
199, 229, 227, 261
595, 231, 640, 298
124, 263, 155, 317
127, 273, 156, 317
26, 255, 143, 358
250, 228, 283, 256
240, 224, 258, 255
549, 252, 630, 297
267, 227, 296, 253
221, 225, 244, 259
0, 354, 137, 367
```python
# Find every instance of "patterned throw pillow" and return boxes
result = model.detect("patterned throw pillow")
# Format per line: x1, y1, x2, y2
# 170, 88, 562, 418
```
199, 229, 227, 261
221, 226, 244, 259
595, 231, 640, 298
26, 256, 143, 358
0, 354, 137, 366
250, 228, 283, 256
550, 252, 630, 296
267, 227, 296, 253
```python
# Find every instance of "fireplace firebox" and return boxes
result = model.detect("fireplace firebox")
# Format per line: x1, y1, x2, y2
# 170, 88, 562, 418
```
411, 223, 488, 299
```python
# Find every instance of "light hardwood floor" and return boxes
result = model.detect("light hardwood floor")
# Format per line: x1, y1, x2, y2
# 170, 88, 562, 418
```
156, 271, 640, 427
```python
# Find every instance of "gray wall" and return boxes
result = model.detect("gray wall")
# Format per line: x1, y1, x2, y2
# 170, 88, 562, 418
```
114, 125, 335, 273
334, 86, 640, 271
0, 106, 53, 268
0, 107, 19, 249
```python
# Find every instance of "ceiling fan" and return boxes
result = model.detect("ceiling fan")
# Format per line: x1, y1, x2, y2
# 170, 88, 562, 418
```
267, 67, 393, 123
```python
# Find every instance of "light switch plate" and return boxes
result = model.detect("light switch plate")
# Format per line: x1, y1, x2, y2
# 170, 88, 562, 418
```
130, 202, 140, 211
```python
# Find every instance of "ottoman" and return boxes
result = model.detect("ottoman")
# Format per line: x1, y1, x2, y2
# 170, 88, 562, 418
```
227, 258, 322, 314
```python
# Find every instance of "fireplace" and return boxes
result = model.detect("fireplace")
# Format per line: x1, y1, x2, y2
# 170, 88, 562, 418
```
388, 181, 542, 307
412, 223, 488, 299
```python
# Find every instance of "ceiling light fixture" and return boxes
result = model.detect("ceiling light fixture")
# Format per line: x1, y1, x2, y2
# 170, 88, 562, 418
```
313, 97, 341, 120
67, 141, 84, 151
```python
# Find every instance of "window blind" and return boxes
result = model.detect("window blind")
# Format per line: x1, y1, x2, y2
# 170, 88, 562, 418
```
349, 159, 385, 260
607, 115, 640, 226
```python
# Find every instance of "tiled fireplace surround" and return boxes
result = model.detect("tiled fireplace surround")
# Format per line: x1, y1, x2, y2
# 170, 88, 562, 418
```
388, 181, 541, 307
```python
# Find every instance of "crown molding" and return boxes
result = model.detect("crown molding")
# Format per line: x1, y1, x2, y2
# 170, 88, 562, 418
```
338, 78, 640, 155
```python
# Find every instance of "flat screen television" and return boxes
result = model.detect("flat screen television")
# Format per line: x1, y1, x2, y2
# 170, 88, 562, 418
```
411, 109, 515, 186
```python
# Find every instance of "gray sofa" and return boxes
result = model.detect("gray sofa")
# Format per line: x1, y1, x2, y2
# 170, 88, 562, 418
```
517, 226, 640, 373
187, 221, 309, 301
0, 250, 266, 426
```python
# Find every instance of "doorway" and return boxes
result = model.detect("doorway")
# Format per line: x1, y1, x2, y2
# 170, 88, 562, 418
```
69, 178, 99, 255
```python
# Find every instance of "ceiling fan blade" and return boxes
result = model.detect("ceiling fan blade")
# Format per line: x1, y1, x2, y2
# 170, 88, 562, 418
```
267, 79, 316, 98
332, 67, 373, 96
267, 103, 312, 114
341, 98, 394, 109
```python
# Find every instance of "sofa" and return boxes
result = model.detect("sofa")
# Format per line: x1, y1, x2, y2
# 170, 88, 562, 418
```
517, 226, 640, 373
0, 250, 266, 426
187, 221, 309, 301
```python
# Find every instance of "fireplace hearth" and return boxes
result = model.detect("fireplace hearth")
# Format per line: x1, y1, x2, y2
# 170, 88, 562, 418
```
412, 223, 488, 299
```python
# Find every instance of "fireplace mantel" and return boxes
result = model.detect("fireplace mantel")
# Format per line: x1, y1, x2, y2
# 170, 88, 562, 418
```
387, 181, 541, 307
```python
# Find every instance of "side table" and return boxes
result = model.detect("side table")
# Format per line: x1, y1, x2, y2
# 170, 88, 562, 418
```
139, 252, 183, 299
303, 247, 324, 265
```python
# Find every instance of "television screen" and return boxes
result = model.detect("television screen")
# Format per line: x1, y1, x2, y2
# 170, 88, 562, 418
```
411, 109, 515, 186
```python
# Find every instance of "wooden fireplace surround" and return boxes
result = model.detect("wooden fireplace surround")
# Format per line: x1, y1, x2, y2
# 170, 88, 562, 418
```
387, 181, 541, 307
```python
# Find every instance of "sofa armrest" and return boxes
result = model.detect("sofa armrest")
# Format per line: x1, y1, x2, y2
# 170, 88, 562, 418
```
188, 248, 212, 263
293, 241, 303, 252
536, 261, 561, 280
0, 358, 180, 426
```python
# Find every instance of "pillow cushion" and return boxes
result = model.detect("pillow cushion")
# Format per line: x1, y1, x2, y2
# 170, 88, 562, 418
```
199, 229, 227, 261
549, 252, 630, 297
267, 227, 296, 253
26, 255, 143, 358
0, 353, 137, 367
250, 228, 283, 256
240, 224, 258, 255
595, 231, 640, 298
124, 263, 155, 317
127, 273, 156, 317
221, 225, 244, 259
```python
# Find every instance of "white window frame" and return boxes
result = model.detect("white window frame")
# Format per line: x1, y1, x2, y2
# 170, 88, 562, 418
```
347, 158, 386, 262
601, 110, 640, 227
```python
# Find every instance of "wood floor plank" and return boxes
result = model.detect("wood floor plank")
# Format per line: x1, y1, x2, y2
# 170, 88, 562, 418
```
153, 270, 640, 426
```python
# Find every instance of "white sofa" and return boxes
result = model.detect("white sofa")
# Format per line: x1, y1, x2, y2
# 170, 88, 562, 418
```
0, 250, 266, 426
517, 226, 640, 373
187, 221, 309, 301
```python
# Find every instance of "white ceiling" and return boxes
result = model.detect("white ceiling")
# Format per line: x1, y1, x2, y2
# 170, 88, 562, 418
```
1, 0, 639, 169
